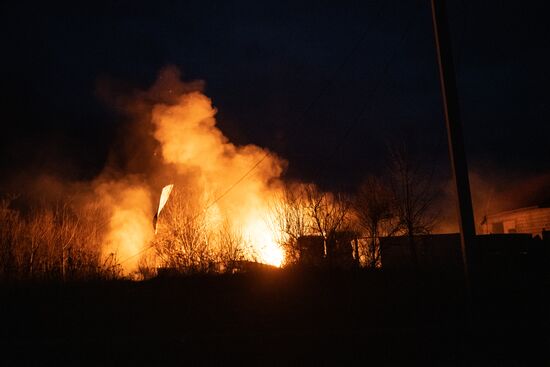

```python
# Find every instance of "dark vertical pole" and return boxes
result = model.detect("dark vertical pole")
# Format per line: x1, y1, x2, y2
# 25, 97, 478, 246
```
431, 0, 476, 285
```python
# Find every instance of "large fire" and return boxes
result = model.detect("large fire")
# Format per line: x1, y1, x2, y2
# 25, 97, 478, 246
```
242, 216, 285, 267
99, 67, 287, 272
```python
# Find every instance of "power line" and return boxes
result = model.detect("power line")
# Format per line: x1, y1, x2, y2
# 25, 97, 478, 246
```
313, 3, 421, 183
117, 154, 270, 265
116, 3, 388, 267
272, 2, 388, 143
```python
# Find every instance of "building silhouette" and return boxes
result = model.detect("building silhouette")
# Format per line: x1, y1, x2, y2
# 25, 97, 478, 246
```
480, 205, 550, 237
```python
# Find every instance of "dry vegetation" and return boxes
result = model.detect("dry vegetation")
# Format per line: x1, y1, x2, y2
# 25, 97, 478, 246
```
151, 187, 254, 275
0, 198, 120, 281
269, 142, 438, 269
0, 141, 439, 281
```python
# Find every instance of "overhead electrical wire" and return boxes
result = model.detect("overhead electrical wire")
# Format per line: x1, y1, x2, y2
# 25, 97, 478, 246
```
117, 2, 399, 267
313, 3, 422, 183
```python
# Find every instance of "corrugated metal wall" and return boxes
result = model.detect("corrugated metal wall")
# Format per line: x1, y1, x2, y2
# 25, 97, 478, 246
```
484, 207, 550, 236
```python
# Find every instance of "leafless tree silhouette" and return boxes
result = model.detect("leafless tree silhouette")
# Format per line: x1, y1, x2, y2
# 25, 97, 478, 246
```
304, 185, 352, 259
0, 196, 116, 281
215, 221, 250, 271
353, 176, 399, 268
386, 139, 438, 266
153, 188, 213, 273
152, 187, 255, 274
268, 183, 313, 265
0, 198, 22, 280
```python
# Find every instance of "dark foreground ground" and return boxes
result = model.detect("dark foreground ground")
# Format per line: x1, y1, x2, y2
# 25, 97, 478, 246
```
1, 267, 548, 366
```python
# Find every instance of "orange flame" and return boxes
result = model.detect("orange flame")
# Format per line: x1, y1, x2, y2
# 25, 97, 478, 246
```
151, 89, 286, 267
98, 68, 287, 272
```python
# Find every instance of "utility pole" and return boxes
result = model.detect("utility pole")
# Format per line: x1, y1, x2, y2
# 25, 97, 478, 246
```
431, 0, 476, 287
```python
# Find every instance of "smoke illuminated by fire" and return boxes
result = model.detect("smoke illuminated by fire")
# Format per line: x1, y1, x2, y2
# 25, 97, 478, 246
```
97, 67, 286, 272
94, 179, 154, 270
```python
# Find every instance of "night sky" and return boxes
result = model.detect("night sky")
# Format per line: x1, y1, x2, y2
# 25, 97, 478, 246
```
1, 0, 549, 193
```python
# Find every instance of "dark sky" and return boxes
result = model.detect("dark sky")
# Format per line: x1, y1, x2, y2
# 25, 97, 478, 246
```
1, 0, 549, 192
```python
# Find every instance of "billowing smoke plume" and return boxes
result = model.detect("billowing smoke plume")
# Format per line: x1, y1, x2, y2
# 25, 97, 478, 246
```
94, 178, 154, 270
0, 66, 288, 276
93, 66, 286, 272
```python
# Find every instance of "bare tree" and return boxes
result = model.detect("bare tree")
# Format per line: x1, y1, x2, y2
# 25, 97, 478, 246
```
215, 221, 249, 272
268, 183, 313, 265
73, 201, 111, 279
54, 204, 80, 280
24, 207, 56, 278
0, 198, 23, 280
153, 187, 214, 274
386, 139, 438, 266
22, 203, 104, 280
304, 185, 352, 262
0, 194, 128, 281
353, 175, 399, 268
268, 183, 354, 266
